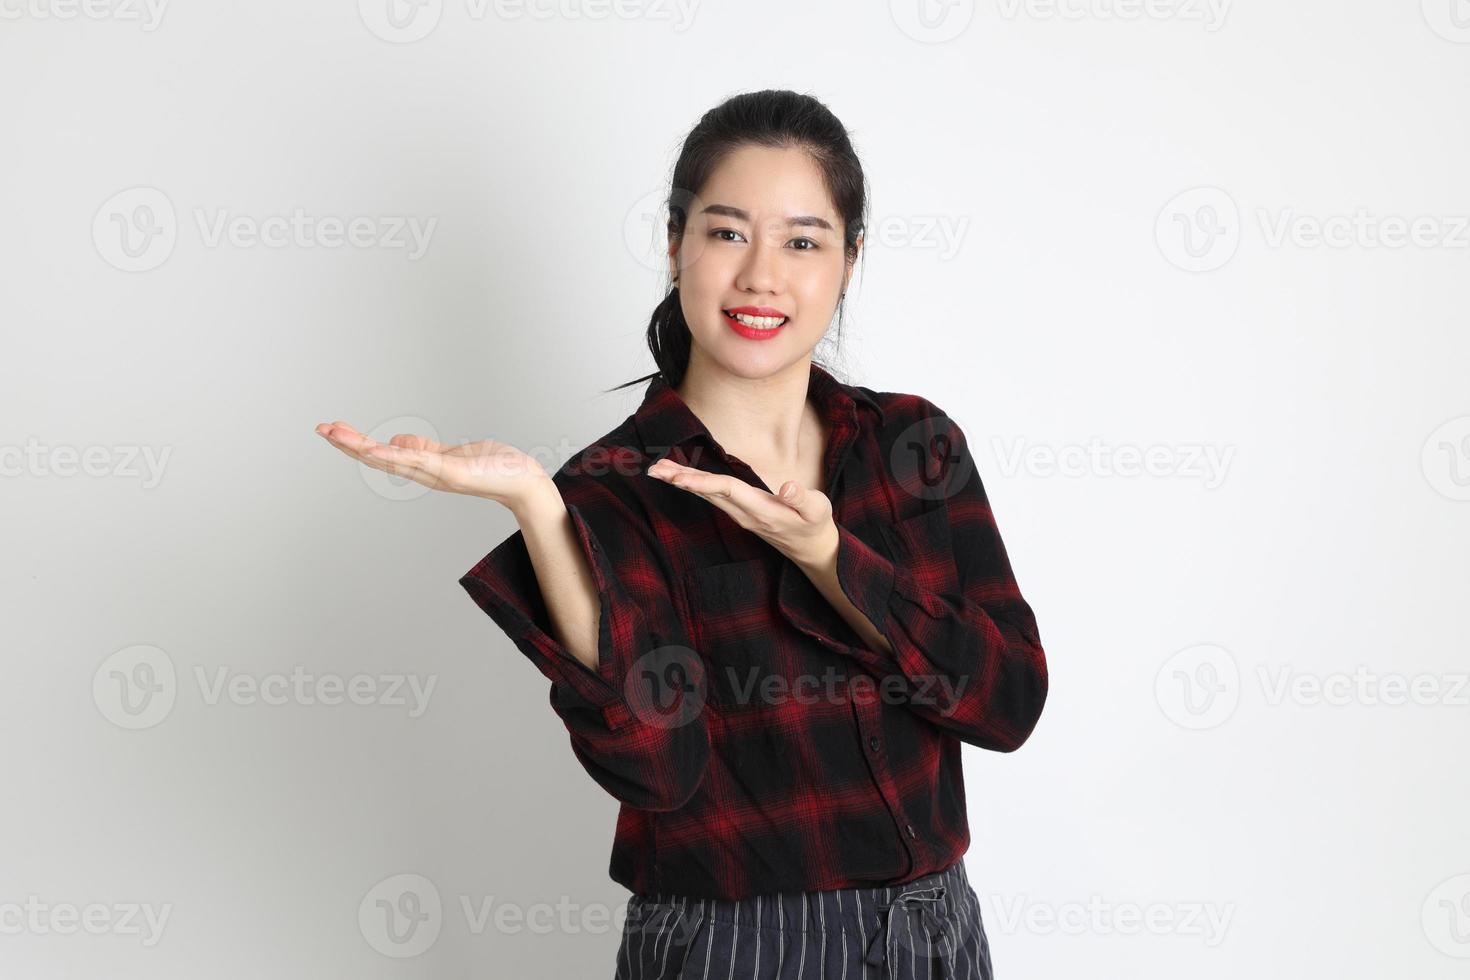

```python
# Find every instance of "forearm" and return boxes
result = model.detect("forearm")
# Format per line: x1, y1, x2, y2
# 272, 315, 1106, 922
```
461, 475, 713, 810
509, 480, 601, 674
793, 527, 894, 656
785, 518, 1047, 751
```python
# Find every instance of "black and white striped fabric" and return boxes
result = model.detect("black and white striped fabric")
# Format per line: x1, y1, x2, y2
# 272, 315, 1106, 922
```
616, 859, 993, 980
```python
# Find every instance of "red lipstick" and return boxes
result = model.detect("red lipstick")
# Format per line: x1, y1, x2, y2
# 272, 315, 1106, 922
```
722, 306, 789, 341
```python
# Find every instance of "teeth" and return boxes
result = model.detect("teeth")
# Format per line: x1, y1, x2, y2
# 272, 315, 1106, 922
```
726, 311, 787, 329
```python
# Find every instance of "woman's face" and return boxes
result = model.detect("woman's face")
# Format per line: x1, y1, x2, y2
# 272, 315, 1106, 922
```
670, 144, 857, 379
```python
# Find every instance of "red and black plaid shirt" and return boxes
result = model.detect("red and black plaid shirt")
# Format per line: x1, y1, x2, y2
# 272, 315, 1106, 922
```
459, 361, 1047, 901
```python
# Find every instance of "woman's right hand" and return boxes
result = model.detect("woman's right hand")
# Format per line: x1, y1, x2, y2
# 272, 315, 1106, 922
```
315, 421, 554, 512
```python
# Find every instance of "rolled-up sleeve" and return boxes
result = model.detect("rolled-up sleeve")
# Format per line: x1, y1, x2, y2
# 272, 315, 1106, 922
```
458, 471, 710, 811
779, 401, 1049, 753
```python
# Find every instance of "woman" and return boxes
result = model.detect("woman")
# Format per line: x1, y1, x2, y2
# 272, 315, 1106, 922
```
318, 89, 1047, 979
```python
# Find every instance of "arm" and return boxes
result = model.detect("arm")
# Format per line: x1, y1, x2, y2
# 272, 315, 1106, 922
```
459, 472, 711, 811
779, 402, 1048, 752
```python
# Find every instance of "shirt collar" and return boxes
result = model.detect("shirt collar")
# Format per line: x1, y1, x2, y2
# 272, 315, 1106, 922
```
633, 361, 884, 462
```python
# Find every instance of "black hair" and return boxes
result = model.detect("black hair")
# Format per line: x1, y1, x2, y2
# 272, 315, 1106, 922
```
606, 89, 870, 395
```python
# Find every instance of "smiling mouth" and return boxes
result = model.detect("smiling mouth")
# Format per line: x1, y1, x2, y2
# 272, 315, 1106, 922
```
722, 309, 789, 330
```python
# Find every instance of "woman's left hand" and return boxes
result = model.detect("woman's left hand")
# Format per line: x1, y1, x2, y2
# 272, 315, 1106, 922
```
646, 458, 838, 570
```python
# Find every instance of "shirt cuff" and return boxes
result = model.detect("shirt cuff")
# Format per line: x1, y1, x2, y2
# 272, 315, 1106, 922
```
777, 523, 914, 667
459, 502, 632, 731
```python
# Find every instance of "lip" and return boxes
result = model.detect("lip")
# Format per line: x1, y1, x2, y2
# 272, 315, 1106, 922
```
725, 305, 788, 318
722, 308, 788, 341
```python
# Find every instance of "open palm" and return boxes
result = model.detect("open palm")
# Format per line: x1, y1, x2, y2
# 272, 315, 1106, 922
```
315, 421, 548, 504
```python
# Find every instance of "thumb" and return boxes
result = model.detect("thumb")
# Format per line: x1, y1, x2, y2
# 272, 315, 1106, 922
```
776, 480, 829, 523
391, 433, 452, 453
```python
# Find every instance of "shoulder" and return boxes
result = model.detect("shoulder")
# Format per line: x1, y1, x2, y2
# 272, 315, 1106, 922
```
539, 414, 655, 516
862, 384, 963, 434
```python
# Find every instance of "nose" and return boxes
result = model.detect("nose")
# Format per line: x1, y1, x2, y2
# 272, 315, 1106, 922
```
732, 221, 783, 297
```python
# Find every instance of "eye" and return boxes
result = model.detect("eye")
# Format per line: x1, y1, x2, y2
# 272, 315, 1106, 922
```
710, 228, 820, 251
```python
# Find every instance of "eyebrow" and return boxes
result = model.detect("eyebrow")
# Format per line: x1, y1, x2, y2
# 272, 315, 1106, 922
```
700, 203, 834, 232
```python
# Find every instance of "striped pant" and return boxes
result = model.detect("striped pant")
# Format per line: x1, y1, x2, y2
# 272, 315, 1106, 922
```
615, 859, 993, 980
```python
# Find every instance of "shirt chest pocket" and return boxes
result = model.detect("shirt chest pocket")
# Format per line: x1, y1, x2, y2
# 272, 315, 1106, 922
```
685, 557, 777, 710
878, 505, 961, 597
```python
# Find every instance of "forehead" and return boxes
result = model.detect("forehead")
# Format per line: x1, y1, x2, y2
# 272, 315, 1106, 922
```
697, 145, 836, 222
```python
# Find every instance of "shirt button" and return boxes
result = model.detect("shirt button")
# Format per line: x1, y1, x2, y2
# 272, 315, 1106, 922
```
868, 736, 880, 752
905, 823, 917, 839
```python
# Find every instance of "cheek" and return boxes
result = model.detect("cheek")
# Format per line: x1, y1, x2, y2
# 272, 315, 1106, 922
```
790, 276, 841, 321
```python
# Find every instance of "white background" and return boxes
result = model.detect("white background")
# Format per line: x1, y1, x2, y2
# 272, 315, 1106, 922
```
2, 1, 1468, 977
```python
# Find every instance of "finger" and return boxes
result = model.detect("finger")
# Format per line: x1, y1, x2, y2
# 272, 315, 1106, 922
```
365, 442, 449, 481
388, 432, 454, 454
320, 426, 397, 469
318, 427, 370, 460
328, 427, 378, 454
363, 446, 423, 480
320, 425, 445, 461
773, 480, 831, 524
648, 460, 794, 529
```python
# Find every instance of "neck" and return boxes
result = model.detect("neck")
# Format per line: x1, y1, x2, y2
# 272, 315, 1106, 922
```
676, 354, 815, 463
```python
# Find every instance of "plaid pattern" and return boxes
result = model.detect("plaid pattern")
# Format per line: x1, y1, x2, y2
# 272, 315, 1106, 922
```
617, 856, 993, 980
459, 361, 1047, 901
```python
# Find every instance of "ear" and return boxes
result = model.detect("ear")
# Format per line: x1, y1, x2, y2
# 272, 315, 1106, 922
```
843, 234, 863, 291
